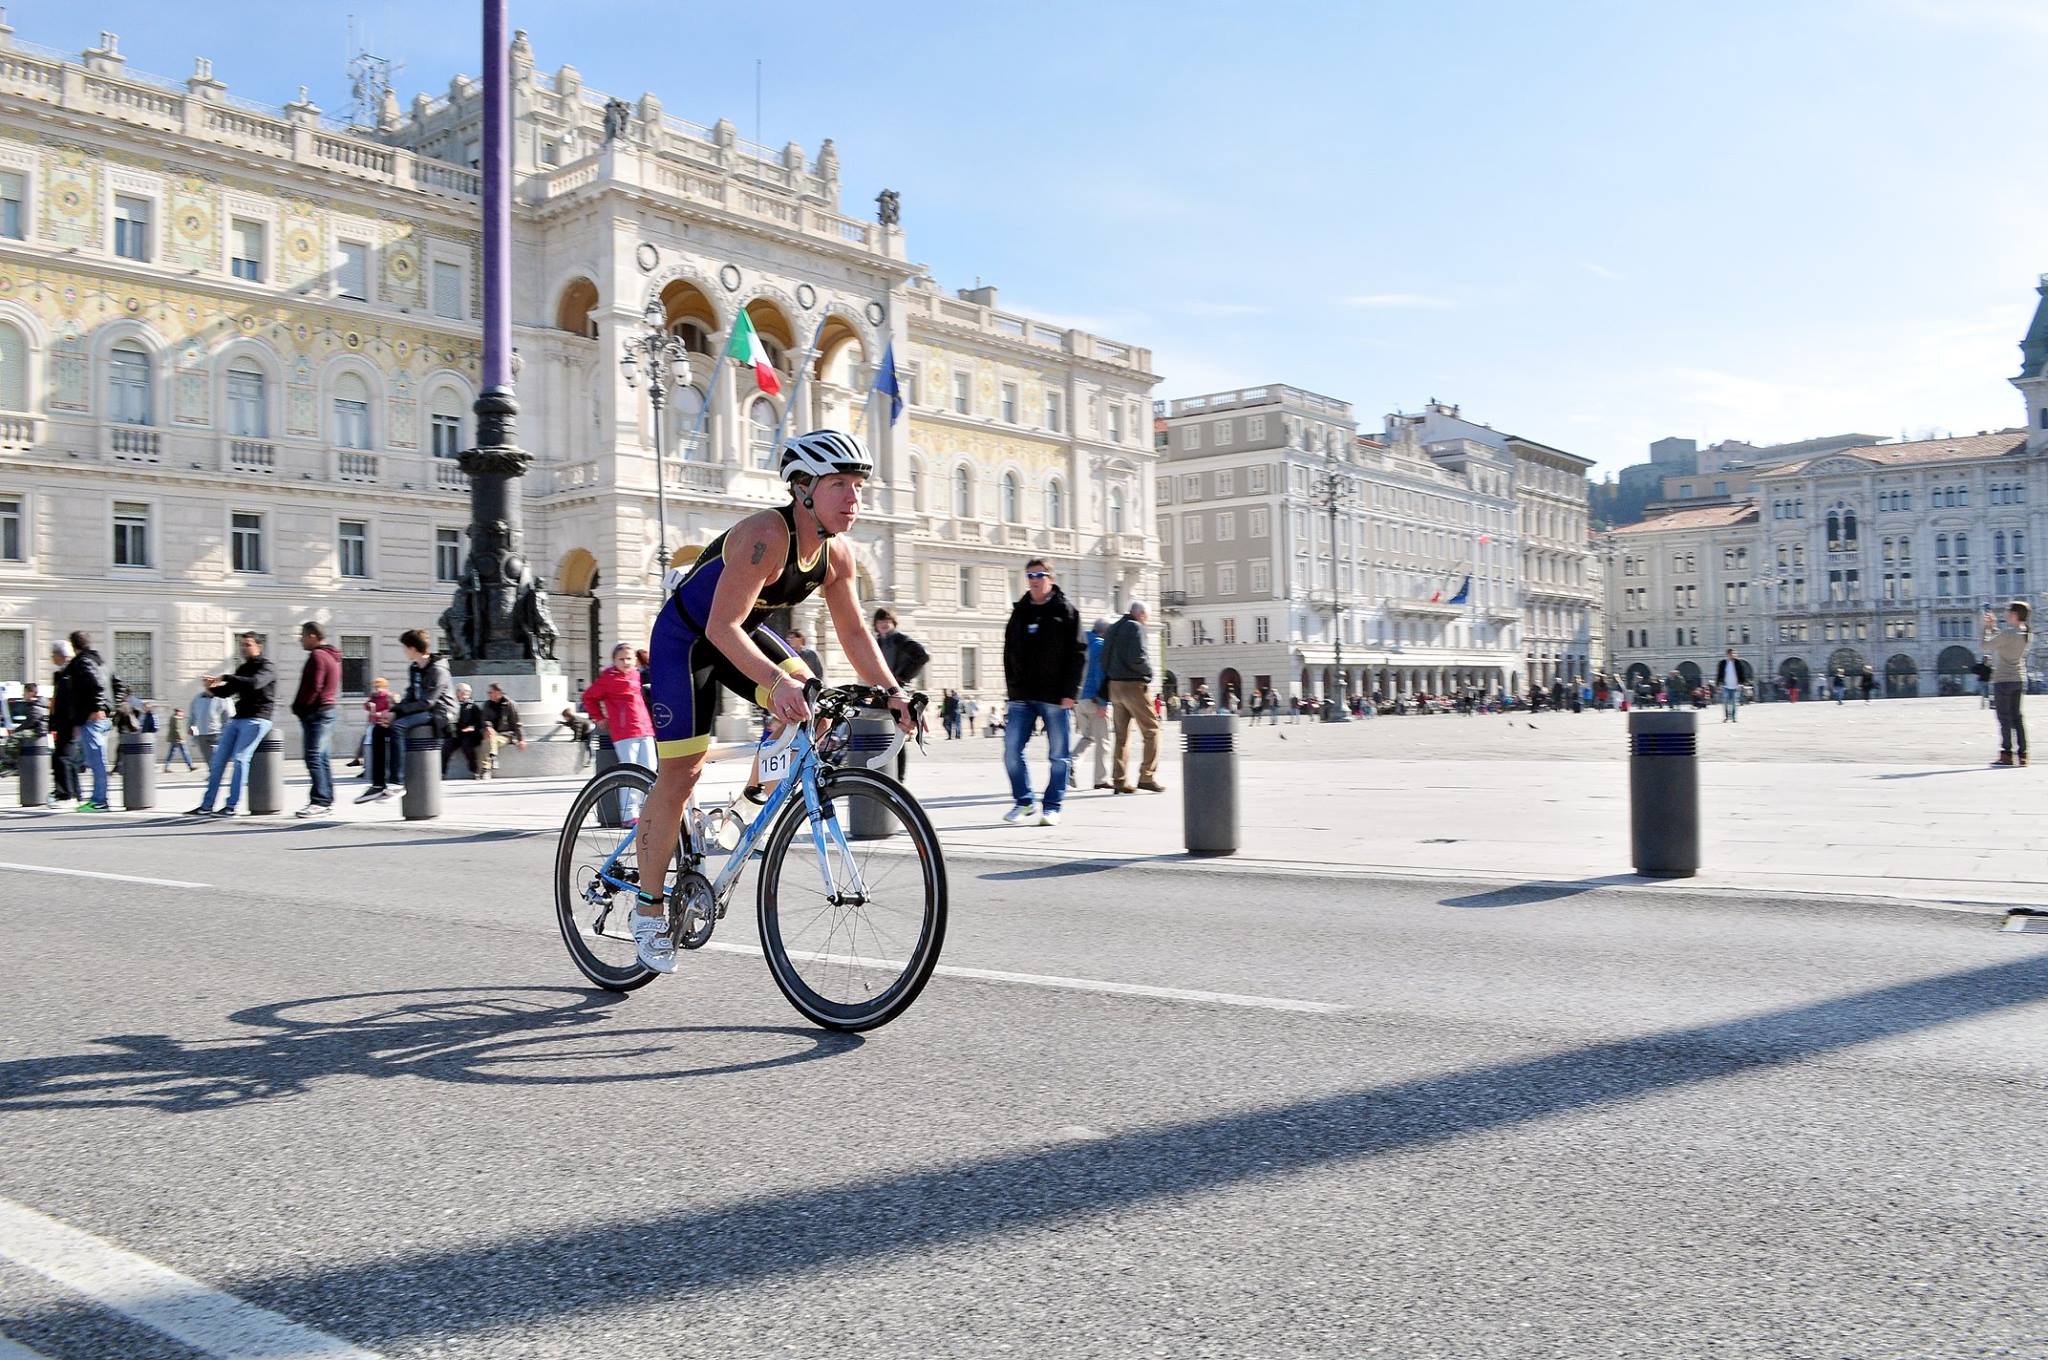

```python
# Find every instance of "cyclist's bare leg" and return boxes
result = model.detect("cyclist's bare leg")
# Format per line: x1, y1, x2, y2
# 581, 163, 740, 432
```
634, 751, 706, 917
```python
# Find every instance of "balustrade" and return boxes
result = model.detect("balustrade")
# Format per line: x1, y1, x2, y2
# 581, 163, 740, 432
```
227, 437, 276, 474
110, 425, 160, 462
334, 449, 379, 483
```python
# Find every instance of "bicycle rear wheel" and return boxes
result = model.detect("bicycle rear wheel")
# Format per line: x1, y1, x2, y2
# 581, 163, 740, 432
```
756, 767, 946, 1031
554, 764, 660, 992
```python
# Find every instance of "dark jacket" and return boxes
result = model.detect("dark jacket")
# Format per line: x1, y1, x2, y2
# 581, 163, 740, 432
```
452, 700, 486, 741
394, 654, 457, 733
50, 665, 74, 733
60, 648, 112, 720
1003, 586, 1085, 704
1102, 613, 1153, 685
876, 629, 929, 686
292, 643, 342, 718
484, 695, 524, 740
15, 695, 48, 738
211, 653, 278, 721
1080, 631, 1109, 704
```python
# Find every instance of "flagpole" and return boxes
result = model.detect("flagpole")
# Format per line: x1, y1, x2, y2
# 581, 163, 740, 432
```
770, 313, 830, 455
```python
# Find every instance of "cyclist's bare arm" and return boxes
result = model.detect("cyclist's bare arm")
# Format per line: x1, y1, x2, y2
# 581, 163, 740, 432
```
823, 539, 916, 733
704, 511, 812, 725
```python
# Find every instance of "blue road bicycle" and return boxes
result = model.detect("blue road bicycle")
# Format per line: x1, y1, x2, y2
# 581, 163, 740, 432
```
554, 683, 946, 1031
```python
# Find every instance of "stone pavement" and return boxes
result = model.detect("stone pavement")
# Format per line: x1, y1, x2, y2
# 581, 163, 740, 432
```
7, 695, 2042, 910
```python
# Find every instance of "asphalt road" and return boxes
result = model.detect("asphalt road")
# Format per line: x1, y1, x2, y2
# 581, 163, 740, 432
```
0, 814, 2043, 1359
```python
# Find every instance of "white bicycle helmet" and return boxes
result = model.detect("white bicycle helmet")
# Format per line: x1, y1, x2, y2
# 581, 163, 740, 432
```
778, 429, 873, 483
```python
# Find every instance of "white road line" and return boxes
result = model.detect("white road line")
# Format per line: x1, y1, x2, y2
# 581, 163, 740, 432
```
0, 1197, 382, 1360
701, 941, 1347, 1014
0, 1336, 55, 1360
0, 862, 210, 890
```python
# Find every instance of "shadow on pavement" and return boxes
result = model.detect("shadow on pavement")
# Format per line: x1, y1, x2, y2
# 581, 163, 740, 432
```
0, 987, 860, 1114
85, 951, 2045, 1345
1440, 875, 1648, 908
978, 856, 1187, 881
1872, 769, 1998, 780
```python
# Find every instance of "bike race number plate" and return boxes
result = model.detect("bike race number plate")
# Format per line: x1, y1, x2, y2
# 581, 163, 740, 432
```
759, 738, 794, 785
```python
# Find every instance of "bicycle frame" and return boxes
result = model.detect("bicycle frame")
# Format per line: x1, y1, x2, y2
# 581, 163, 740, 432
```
592, 720, 875, 913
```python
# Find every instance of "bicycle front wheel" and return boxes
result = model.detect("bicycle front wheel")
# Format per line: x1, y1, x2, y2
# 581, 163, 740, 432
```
554, 764, 659, 992
756, 767, 946, 1031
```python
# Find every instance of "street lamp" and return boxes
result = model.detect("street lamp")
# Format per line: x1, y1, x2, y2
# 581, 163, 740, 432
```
620, 295, 687, 582
1314, 457, 1352, 721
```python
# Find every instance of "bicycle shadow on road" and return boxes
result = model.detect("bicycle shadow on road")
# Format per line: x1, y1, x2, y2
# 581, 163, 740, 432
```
158, 949, 2048, 1347
0, 986, 861, 1115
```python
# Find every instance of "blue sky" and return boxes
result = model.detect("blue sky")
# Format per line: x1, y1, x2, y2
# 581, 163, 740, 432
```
35, 0, 2048, 475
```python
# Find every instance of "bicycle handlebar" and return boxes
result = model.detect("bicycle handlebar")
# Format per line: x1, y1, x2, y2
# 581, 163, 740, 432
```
756, 682, 929, 764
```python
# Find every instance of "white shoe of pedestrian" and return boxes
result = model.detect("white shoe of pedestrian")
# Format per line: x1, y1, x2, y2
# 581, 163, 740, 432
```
1003, 803, 1039, 825
1039, 809, 1062, 827
630, 907, 677, 974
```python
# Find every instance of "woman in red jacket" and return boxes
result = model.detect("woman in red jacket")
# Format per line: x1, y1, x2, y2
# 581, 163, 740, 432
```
581, 642, 655, 820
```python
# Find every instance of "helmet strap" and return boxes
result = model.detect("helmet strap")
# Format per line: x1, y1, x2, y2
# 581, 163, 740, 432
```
795, 484, 834, 541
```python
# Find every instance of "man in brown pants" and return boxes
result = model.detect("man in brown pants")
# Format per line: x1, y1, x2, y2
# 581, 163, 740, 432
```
1102, 599, 1165, 793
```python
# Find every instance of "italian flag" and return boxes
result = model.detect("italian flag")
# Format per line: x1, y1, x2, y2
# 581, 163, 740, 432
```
730, 308, 781, 396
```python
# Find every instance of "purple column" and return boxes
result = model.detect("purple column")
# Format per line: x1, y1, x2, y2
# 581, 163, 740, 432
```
446, 0, 557, 665
480, 0, 511, 391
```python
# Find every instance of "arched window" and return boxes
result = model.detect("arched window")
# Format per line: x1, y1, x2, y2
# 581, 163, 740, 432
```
1045, 477, 1066, 529
1881, 537, 1893, 564
226, 360, 267, 438
1001, 471, 1021, 523
1826, 512, 1840, 548
1899, 537, 1912, 563
2014, 531, 2027, 559
554, 278, 599, 338
1843, 511, 1857, 544
1936, 533, 1949, 561
427, 386, 466, 458
0, 321, 26, 412
332, 372, 372, 449
108, 342, 151, 425
1995, 531, 2007, 562
672, 387, 705, 459
748, 396, 776, 468
953, 465, 972, 518
1108, 487, 1127, 534
1955, 533, 1969, 561
670, 320, 710, 356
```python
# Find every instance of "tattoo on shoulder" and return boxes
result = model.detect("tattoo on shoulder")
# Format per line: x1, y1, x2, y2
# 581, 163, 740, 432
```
750, 539, 768, 565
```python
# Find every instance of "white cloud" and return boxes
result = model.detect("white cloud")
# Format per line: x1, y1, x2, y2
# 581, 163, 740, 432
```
1342, 292, 1457, 310
1580, 262, 1623, 281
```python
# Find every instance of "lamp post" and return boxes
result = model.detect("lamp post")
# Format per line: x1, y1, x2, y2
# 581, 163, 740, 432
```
1314, 457, 1351, 721
620, 295, 687, 582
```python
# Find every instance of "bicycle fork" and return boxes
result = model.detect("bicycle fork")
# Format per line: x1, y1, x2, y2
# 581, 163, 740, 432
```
799, 770, 870, 906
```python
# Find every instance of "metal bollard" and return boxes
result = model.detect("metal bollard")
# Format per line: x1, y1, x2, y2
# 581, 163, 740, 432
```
1628, 709, 1699, 877
846, 716, 898, 840
248, 732, 285, 815
1181, 713, 1239, 855
593, 732, 622, 828
17, 732, 51, 807
402, 725, 442, 820
119, 730, 157, 810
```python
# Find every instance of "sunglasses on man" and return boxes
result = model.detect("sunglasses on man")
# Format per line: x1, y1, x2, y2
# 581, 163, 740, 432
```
1026, 571, 1051, 580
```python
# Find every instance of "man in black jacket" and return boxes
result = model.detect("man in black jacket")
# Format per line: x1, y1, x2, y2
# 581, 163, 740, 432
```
189, 632, 277, 817
999, 558, 1085, 826
480, 682, 526, 779
48, 641, 76, 802
60, 632, 114, 810
360, 629, 454, 802
446, 683, 486, 778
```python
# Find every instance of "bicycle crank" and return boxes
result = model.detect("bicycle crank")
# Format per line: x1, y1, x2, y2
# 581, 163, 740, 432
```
670, 869, 719, 950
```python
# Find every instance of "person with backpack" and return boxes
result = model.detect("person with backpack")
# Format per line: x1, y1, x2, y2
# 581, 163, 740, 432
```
59, 631, 114, 811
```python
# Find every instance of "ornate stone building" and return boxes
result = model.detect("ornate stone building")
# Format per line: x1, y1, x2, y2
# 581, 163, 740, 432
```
1606, 276, 2048, 696
1155, 386, 1528, 703
0, 26, 1158, 724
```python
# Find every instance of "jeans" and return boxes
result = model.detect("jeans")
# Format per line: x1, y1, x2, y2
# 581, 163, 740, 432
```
1002, 700, 1072, 813
201, 716, 271, 811
162, 739, 195, 770
1994, 681, 2026, 757
78, 717, 112, 804
301, 707, 336, 806
1720, 686, 1741, 722
613, 734, 656, 821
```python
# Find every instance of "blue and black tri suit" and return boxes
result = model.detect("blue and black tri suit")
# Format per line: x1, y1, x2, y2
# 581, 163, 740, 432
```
648, 502, 828, 759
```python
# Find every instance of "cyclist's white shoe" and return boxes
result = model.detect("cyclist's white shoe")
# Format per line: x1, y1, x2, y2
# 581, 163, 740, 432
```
629, 907, 677, 974
1003, 802, 1039, 825
1039, 809, 1062, 827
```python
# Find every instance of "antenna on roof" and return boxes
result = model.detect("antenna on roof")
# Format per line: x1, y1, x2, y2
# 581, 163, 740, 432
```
345, 14, 403, 130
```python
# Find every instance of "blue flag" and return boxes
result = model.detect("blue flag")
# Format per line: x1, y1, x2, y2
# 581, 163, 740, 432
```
1447, 574, 1471, 606
872, 340, 903, 424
